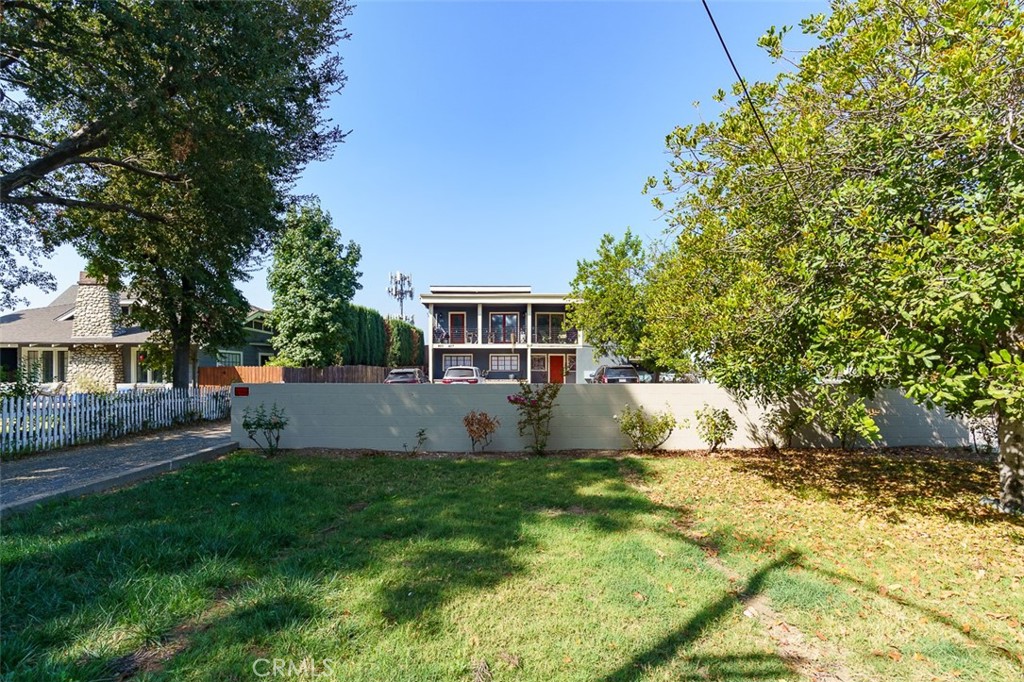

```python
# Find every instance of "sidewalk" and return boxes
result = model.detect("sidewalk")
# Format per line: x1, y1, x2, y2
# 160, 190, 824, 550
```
0, 422, 237, 517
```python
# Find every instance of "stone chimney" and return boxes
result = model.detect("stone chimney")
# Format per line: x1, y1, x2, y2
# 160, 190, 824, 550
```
68, 272, 125, 391
72, 272, 122, 338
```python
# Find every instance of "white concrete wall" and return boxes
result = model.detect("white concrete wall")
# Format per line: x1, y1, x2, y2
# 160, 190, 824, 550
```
230, 384, 970, 452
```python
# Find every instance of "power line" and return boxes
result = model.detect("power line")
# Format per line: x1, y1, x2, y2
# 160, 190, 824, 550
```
699, 0, 806, 219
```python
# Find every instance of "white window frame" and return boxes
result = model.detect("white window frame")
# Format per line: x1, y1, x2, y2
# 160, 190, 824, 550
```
257, 352, 276, 366
442, 354, 473, 370
22, 347, 68, 383
489, 354, 520, 372
130, 346, 166, 384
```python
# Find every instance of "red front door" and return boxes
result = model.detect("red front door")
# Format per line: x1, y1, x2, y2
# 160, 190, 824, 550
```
549, 355, 564, 384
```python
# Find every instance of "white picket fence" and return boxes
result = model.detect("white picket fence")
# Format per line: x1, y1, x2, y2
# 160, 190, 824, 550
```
0, 387, 231, 456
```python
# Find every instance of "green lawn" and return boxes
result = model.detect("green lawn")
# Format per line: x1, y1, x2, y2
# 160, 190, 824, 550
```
1, 450, 1021, 681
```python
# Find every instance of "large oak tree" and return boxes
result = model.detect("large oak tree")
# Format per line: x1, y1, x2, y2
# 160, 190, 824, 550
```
2, 0, 352, 386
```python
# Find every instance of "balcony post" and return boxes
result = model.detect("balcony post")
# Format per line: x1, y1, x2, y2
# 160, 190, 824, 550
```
428, 303, 434, 380
526, 302, 533, 382
526, 302, 532, 346
477, 304, 483, 345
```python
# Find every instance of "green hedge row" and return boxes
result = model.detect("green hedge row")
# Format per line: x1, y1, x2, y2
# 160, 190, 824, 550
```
343, 306, 423, 367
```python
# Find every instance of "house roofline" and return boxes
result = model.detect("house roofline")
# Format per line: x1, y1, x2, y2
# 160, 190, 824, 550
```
420, 293, 576, 306
428, 285, 532, 294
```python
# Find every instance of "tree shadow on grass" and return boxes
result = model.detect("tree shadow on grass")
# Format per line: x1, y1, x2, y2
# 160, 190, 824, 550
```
598, 551, 802, 682
726, 448, 1019, 524
3, 454, 751, 679
804, 563, 1024, 668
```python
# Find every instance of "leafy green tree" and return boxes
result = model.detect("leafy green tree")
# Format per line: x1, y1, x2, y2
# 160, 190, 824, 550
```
568, 230, 662, 370
268, 202, 362, 367
1, 0, 351, 383
385, 318, 422, 367
641, 0, 1024, 510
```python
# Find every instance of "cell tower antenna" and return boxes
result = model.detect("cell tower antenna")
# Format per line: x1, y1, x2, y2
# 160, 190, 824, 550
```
388, 271, 415, 323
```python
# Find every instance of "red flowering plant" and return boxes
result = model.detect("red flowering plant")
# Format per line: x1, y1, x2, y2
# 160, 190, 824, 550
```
506, 381, 561, 454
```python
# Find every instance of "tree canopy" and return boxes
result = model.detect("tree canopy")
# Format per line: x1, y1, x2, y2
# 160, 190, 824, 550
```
576, 0, 1024, 509
267, 201, 362, 367
2, 0, 352, 383
567, 230, 659, 367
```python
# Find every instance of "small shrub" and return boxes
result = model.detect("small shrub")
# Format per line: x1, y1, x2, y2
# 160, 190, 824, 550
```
507, 381, 561, 454
695, 404, 737, 453
0, 361, 40, 399
803, 385, 880, 449
759, 403, 805, 450
242, 402, 289, 455
404, 427, 428, 454
464, 411, 500, 452
615, 404, 679, 451
71, 374, 114, 395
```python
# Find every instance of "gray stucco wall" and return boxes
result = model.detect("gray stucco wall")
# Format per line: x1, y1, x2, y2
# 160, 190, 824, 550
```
231, 384, 970, 452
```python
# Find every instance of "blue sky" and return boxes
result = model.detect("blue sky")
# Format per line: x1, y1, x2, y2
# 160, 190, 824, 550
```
19, 0, 825, 329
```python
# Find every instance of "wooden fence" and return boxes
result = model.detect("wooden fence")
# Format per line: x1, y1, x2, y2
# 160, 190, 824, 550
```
0, 387, 230, 456
198, 365, 390, 386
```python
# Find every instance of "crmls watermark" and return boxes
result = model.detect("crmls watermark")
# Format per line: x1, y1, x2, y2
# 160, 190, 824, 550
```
252, 658, 336, 678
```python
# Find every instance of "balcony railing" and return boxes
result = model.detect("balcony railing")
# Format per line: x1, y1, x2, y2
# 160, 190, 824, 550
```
533, 328, 579, 344
433, 328, 478, 344
431, 327, 579, 345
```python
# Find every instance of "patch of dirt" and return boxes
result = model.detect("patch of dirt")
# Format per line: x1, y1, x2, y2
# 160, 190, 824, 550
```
535, 505, 595, 517
471, 658, 492, 682
105, 586, 238, 679
107, 623, 195, 680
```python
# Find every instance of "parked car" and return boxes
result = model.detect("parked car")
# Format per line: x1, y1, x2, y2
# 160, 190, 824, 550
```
440, 366, 485, 384
384, 368, 428, 384
589, 365, 640, 384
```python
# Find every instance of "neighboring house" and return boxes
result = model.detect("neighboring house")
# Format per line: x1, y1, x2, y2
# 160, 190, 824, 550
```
0, 273, 274, 389
420, 285, 597, 383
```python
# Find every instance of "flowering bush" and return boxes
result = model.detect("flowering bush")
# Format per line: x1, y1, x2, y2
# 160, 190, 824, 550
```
615, 404, 679, 452
463, 411, 500, 452
507, 381, 561, 454
242, 402, 289, 455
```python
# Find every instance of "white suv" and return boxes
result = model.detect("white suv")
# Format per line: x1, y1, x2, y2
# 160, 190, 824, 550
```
440, 366, 485, 384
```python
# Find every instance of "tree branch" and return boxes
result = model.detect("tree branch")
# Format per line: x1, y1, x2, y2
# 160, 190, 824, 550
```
3, 194, 169, 223
71, 156, 185, 182
0, 131, 53, 149
0, 118, 110, 198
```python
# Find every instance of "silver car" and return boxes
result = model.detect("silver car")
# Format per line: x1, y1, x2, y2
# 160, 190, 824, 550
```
440, 366, 485, 384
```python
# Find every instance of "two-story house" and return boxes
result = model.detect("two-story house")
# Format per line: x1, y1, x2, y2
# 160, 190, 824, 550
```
420, 285, 596, 383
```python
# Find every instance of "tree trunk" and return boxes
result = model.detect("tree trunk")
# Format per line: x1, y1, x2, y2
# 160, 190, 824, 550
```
169, 277, 195, 389
996, 410, 1024, 513
172, 339, 191, 389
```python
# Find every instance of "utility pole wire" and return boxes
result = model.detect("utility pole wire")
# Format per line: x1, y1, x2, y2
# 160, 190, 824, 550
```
700, 0, 807, 220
